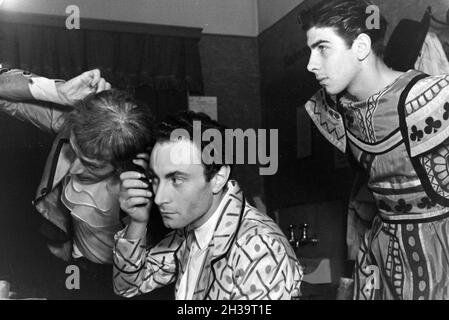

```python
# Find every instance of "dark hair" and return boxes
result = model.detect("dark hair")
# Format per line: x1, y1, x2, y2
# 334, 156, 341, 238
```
65, 89, 154, 169
156, 110, 231, 182
299, 0, 388, 57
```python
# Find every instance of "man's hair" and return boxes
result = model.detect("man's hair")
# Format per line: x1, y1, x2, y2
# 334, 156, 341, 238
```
299, 0, 388, 57
156, 110, 231, 182
65, 89, 154, 169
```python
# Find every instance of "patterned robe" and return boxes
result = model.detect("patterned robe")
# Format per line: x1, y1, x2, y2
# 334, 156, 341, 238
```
306, 70, 449, 299
113, 180, 303, 300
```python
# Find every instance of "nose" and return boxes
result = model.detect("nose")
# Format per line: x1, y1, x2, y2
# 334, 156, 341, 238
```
154, 181, 169, 207
307, 51, 319, 73
69, 158, 86, 175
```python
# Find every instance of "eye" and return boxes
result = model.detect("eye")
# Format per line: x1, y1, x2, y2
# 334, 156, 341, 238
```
318, 45, 329, 54
83, 161, 103, 172
171, 177, 184, 186
87, 163, 101, 170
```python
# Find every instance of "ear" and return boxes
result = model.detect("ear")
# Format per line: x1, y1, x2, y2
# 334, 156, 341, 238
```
354, 33, 372, 60
211, 165, 231, 194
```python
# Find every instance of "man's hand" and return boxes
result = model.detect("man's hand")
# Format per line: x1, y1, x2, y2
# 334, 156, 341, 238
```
119, 168, 153, 239
56, 69, 111, 105
132, 152, 150, 173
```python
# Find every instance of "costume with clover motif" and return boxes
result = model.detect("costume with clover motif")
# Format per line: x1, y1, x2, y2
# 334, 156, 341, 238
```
306, 70, 449, 299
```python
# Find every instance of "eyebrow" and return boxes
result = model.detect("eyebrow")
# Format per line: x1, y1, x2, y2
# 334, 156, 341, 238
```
309, 40, 331, 49
165, 171, 189, 179
147, 170, 189, 180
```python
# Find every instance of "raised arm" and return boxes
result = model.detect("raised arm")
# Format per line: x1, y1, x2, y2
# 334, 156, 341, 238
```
0, 68, 111, 104
0, 68, 111, 133
113, 170, 183, 298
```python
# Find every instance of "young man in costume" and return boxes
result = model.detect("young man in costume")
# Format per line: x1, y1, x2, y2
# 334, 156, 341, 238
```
302, 0, 449, 299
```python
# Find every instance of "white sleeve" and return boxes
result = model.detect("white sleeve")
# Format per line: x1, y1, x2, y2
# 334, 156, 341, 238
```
28, 77, 68, 105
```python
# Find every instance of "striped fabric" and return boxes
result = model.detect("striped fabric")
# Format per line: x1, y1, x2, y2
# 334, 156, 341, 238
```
113, 180, 303, 300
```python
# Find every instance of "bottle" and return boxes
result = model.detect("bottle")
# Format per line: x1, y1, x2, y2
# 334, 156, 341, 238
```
288, 224, 297, 248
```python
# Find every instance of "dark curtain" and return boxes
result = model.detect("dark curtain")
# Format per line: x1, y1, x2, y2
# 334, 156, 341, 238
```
0, 20, 203, 130
0, 22, 203, 92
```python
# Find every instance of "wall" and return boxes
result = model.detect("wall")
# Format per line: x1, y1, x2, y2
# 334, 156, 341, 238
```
257, 0, 304, 33
373, 0, 449, 57
257, 0, 355, 271
1, 0, 259, 36
2, 0, 332, 36
374, 0, 448, 40
253, 0, 348, 281
199, 34, 264, 202
258, 0, 354, 211
278, 200, 347, 260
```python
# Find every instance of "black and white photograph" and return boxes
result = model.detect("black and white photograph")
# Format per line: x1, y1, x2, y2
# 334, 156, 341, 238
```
0, 0, 448, 304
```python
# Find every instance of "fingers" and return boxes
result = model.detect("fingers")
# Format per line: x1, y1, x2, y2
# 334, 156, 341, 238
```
125, 188, 153, 199
96, 78, 111, 93
122, 197, 151, 208
132, 159, 148, 172
120, 171, 146, 181
121, 177, 150, 190
83, 69, 111, 93
87, 69, 101, 88
119, 175, 153, 214
119, 195, 151, 214
135, 152, 150, 161
132, 153, 150, 171
119, 185, 152, 204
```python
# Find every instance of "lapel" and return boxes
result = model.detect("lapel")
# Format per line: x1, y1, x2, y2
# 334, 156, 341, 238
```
175, 228, 191, 288
189, 180, 245, 300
